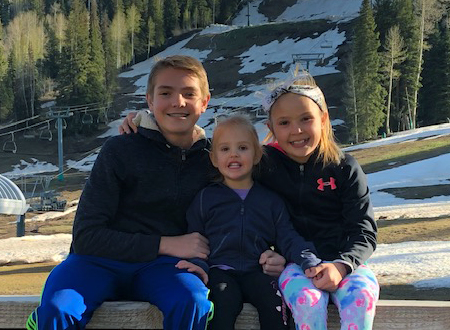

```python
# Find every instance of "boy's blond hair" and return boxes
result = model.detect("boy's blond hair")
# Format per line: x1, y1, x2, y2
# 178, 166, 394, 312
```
146, 55, 210, 98
210, 115, 263, 180
265, 73, 343, 166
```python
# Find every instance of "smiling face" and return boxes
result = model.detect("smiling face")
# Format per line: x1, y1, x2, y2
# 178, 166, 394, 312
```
268, 93, 327, 163
210, 124, 261, 189
146, 67, 210, 148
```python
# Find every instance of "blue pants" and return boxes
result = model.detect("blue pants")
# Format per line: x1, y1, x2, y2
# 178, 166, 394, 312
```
27, 254, 213, 330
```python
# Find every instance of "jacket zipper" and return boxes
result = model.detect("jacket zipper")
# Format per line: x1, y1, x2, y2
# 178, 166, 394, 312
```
240, 202, 245, 271
299, 163, 310, 237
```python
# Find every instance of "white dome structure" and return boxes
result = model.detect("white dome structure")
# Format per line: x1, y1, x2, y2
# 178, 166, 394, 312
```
0, 174, 29, 215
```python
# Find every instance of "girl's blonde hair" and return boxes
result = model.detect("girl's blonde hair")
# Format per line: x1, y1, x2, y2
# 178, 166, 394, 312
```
210, 115, 263, 180
265, 73, 343, 166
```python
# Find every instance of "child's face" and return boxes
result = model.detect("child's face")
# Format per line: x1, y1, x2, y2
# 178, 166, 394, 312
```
146, 67, 209, 144
269, 93, 327, 163
210, 126, 259, 189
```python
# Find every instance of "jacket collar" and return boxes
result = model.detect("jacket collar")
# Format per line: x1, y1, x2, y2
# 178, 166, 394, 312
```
134, 110, 208, 149
265, 143, 320, 165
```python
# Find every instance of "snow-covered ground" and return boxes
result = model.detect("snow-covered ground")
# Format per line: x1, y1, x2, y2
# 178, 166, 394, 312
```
2, 123, 450, 289
2, 0, 450, 290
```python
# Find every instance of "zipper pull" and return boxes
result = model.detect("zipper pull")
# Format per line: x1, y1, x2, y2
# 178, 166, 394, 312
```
181, 149, 186, 161
299, 164, 304, 177
240, 204, 244, 215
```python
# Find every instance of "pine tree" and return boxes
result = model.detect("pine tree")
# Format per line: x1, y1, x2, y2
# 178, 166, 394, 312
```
396, 0, 421, 130
101, 11, 117, 104
383, 25, 406, 134
419, 23, 441, 125
433, 20, 450, 123
181, 0, 192, 30
164, 0, 180, 37
0, 0, 11, 25
374, 0, 399, 46
86, 0, 106, 105
192, 0, 210, 28
43, 3, 66, 79
0, 18, 13, 121
341, 54, 359, 143
57, 0, 90, 105
147, 16, 155, 58
351, 0, 386, 141
420, 17, 450, 125
151, 0, 165, 47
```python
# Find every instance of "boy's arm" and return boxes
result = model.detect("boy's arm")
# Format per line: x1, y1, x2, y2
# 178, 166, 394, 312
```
72, 138, 159, 262
72, 138, 208, 262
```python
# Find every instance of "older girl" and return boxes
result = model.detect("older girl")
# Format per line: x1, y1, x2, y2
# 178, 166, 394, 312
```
259, 73, 379, 330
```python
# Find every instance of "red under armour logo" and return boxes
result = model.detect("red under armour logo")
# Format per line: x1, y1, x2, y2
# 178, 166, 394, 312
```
317, 177, 337, 191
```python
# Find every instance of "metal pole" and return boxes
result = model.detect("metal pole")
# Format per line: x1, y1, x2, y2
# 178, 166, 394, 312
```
57, 117, 64, 181
17, 214, 25, 237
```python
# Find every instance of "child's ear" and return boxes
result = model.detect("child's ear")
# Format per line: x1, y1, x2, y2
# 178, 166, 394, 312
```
209, 151, 218, 168
201, 93, 211, 113
321, 111, 329, 127
254, 148, 263, 165
266, 120, 273, 133
146, 93, 154, 111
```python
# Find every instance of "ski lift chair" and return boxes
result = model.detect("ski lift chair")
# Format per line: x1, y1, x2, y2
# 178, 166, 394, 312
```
81, 110, 94, 125
23, 120, 36, 139
39, 121, 53, 141
3, 133, 17, 153
23, 128, 36, 139
55, 118, 68, 130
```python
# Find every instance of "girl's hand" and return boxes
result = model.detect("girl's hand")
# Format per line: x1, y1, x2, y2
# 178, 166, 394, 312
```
259, 250, 286, 277
175, 260, 209, 285
118, 112, 138, 134
304, 266, 323, 280
306, 263, 347, 292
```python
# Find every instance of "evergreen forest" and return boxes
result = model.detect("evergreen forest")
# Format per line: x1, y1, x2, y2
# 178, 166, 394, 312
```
0, 0, 450, 143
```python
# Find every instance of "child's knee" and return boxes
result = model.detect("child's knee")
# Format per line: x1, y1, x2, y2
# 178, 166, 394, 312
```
32, 289, 88, 330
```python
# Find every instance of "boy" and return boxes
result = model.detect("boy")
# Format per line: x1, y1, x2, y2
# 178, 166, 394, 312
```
27, 56, 214, 330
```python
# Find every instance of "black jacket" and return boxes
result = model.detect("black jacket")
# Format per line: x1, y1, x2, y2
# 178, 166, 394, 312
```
70, 124, 213, 263
257, 145, 377, 271
186, 182, 321, 273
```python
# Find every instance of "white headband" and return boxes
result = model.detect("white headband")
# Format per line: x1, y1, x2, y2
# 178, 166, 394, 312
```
262, 83, 325, 113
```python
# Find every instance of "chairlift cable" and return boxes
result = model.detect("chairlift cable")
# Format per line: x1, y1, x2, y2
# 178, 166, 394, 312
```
0, 120, 54, 138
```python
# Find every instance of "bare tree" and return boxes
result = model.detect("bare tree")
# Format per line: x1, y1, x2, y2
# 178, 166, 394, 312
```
383, 25, 406, 135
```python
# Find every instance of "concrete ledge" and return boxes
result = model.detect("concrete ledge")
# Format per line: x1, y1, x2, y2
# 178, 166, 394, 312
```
1, 296, 450, 329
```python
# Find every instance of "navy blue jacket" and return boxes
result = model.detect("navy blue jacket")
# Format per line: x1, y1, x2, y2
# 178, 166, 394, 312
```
186, 182, 321, 273
257, 145, 377, 271
70, 124, 214, 263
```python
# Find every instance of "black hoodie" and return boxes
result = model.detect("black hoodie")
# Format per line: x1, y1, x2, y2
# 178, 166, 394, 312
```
70, 120, 213, 263
257, 145, 377, 271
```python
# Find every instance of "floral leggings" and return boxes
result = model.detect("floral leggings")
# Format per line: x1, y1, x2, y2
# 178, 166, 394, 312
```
279, 263, 379, 330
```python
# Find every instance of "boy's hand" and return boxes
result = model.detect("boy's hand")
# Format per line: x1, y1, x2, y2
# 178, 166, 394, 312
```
160, 233, 210, 259
306, 263, 347, 292
118, 112, 138, 134
175, 260, 209, 285
259, 250, 286, 277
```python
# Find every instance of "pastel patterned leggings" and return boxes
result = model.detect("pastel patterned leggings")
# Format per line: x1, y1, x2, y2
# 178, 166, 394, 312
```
279, 263, 379, 330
